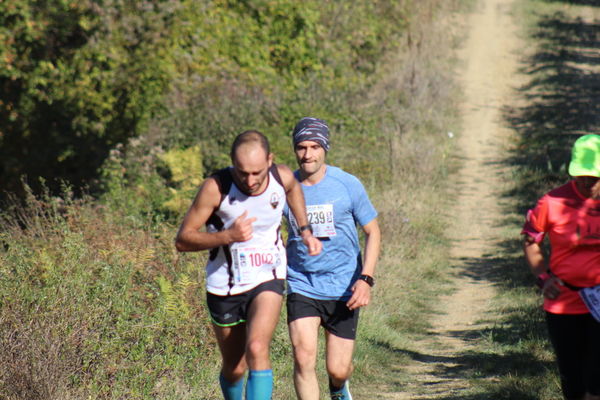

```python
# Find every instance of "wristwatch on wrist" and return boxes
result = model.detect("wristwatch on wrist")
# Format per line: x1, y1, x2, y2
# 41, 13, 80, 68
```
299, 224, 313, 234
358, 274, 375, 287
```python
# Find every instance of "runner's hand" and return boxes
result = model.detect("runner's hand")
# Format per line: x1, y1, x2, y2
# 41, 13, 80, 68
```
346, 280, 371, 310
302, 234, 322, 256
542, 275, 563, 300
228, 211, 256, 243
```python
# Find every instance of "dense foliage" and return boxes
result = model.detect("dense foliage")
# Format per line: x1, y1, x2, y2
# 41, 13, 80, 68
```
1, 0, 412, 200
1, 0, 178, 196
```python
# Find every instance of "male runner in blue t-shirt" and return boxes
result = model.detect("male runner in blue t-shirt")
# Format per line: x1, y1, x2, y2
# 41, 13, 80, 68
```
284, 117, 381, 400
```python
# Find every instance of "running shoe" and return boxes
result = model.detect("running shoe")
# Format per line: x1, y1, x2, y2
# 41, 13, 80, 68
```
330, 381, 352, 400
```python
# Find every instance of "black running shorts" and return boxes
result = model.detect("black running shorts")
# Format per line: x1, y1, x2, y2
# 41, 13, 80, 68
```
207, 279, 285, 327
546, 311, 600, 398
286, 292, 359, 340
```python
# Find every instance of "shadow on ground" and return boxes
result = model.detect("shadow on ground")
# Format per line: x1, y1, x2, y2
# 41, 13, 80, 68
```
505, 7, 600, 211
374, 4, 599, 399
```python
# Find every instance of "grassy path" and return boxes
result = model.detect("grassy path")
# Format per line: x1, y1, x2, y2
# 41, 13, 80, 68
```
384, 0, 527, 397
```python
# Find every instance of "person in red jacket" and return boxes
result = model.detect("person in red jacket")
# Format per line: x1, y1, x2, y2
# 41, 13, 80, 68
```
522, 134, 600, 400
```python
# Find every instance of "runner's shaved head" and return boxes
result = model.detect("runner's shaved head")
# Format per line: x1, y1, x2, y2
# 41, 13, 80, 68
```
230, 130, 271, 161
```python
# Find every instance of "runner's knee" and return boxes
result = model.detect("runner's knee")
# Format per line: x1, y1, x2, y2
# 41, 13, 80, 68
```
221, 362, 247, 382
246, 337, 270, 361
327, 363, 352, 382
293, 345, 317, 371
327, 365, 352, 381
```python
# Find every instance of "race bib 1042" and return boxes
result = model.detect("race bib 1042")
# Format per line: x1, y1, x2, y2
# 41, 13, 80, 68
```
231, 246, 281, 284
289, 204, 336, 238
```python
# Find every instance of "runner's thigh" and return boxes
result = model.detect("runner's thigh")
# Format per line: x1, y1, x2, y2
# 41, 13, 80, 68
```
325, 331, 355, 377
546, 312, 586, 398
246, 289, 283, 342
584, 315, 600, 395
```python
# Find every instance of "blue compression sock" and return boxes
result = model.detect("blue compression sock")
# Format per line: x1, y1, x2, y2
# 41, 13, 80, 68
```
219, 373, 244, 400
245, 369, 273, 400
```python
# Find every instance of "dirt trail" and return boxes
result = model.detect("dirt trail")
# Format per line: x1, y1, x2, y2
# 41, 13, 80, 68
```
384, 0, 524, 398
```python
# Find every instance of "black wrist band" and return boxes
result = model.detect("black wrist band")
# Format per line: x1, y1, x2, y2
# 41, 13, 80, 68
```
358, 274, 375, 287
299, 224, 313, 234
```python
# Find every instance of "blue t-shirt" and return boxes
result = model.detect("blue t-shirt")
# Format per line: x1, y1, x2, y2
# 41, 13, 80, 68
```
284, 166, 378, 300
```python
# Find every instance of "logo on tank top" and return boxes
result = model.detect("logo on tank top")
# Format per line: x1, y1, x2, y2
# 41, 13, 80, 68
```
270, 193, 280, 209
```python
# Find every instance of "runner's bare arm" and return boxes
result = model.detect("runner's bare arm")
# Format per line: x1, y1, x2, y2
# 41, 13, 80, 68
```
360, 218, 380, 278
175, 178, 256, 251
522, 235, 546, 276
277, 164, 322, 256
522, 235, 562, 299
277, 164, 310, 227
347, 218, 381, 310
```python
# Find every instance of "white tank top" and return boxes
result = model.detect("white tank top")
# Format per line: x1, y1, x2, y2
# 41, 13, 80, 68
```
205, 165, 287, 295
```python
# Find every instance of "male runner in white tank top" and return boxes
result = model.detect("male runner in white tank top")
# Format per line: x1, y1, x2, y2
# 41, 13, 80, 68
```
176, 130, 321, 400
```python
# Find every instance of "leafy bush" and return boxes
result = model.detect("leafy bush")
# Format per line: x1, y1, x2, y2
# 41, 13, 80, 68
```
0, 0, 179, 197
0, 190, 214, 399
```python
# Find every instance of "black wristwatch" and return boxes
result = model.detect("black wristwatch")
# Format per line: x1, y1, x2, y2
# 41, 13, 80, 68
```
358, 274, 375, 287
299, 224, 313, 234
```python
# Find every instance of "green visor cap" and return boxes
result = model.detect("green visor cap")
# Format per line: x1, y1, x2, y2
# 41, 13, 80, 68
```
569, 134, 600, 177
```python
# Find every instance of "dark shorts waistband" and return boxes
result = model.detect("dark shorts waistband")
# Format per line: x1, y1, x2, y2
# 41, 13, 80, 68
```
207, 279, 285, 327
